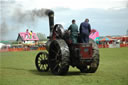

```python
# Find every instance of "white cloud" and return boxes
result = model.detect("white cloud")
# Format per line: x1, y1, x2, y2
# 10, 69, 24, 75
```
17, 0, 127, 10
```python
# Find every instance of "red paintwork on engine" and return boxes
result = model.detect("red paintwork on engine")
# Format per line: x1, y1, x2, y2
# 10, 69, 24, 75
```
75, 43, 93, 59
80, 46, 93, 59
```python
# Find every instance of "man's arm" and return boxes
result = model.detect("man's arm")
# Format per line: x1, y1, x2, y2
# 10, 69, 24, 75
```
68, 25, 71, 31
88, 24, 91, 33
79, 23, 82, 33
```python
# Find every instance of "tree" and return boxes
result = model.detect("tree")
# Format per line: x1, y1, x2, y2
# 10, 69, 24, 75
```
11, 41, 18, 44
37, 33, 47, 41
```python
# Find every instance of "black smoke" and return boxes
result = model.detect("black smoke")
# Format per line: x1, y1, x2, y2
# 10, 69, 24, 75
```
12, 8, 52, 24
124, 0, 128, 8
0, 0, 53, 40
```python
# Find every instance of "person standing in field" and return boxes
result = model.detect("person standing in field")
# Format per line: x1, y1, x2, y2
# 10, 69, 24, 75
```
79, 18, 91, 43
68, 19, 78, 43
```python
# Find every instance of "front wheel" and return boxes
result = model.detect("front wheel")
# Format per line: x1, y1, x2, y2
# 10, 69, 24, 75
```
35, 52, 49, 72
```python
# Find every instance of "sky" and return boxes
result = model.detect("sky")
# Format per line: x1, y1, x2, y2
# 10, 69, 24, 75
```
0, 0, 128, 40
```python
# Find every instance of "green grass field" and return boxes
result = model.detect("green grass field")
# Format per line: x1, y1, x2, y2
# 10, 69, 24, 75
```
0, 48, 128, 85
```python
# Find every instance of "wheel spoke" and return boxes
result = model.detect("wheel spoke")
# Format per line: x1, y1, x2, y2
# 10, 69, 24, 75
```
54, 43, 59, 49
51, 48, 58, 54
40, 65, 42, 69
39, 56, 43, 60
52, 64, 59, 71
55, 49, 61, 58
41, 64, 45, 69
38, 63, 41, 66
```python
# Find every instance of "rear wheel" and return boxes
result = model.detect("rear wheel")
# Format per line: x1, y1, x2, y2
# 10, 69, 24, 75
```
49, 39, 70, 75
79, 39, 100, 73
35, 52, 49, 72
88, 39, 99, 73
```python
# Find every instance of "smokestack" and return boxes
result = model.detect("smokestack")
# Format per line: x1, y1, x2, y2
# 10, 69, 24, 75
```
46, 10, 54, 32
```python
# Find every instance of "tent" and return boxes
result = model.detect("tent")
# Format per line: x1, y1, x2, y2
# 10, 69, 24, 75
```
100, 37, 113, 42
0, 43, 5, 49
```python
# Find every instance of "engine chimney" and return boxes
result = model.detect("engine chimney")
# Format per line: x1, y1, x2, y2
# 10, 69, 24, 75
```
47, 10, 54, 32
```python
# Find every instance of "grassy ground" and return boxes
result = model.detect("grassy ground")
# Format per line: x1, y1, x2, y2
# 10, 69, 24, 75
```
0, 48, 128, 85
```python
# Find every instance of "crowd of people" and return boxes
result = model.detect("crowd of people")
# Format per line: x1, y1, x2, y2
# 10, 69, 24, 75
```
68, 18, 91, 44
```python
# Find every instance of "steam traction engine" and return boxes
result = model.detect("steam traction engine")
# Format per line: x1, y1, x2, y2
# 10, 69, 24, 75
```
35, 10, 100, 75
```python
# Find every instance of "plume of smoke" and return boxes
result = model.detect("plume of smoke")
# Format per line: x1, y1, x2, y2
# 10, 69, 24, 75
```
0, 21, 9, 36
12, 8, 51, 23
0, 0, 53, 40
124, 0, 128, 8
